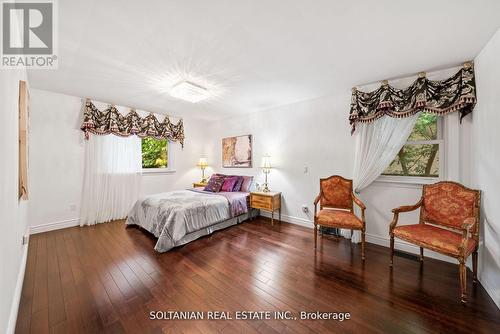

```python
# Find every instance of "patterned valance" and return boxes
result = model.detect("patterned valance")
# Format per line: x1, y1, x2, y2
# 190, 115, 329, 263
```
81, 100, 185, 147
349, 64, 476, 134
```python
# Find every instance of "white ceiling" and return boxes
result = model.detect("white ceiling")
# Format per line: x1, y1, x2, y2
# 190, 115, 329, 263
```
28, 0, 500, 120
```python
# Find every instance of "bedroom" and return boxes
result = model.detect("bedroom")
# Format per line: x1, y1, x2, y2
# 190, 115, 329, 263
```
1, 0, 499, 333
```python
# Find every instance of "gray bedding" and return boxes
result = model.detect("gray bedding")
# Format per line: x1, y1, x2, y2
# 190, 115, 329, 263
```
126, 189, 250, 252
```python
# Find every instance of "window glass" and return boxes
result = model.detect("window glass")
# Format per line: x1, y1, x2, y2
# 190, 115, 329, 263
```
141, 138, 168, 168
382, 113, 440, 178
384, 144, 439, 177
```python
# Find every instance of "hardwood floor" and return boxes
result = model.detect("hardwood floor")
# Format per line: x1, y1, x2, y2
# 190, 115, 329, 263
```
16, 218, 499, 333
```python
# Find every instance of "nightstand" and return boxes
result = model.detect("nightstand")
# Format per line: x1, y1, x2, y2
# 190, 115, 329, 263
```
193, 182, 207, 188
250, 191, 281, 225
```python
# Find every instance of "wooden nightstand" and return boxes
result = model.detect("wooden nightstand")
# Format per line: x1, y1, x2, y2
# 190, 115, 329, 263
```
193, 182, 207, 188
250, 191, 281, 225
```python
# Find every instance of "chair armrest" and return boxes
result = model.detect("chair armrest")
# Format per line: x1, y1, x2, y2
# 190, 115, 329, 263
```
392, 198, 423, 214
351, 192, 366, 225
351, 192, 366, 210
459, 217, 477, 256
313, 193, 321, 217
314, 194, 321, 205
390, 198, 423, 233
461, 217, 476, 232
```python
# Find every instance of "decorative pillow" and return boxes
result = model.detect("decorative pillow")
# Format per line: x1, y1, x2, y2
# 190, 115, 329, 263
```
221, 176, 238, 192
240, 176, 254, 192
204, 175, 225, 192
232, 176, 244, 192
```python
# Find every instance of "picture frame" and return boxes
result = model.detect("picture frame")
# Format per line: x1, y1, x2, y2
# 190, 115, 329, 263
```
222, 135, 252, 168
19, 80, 30, 200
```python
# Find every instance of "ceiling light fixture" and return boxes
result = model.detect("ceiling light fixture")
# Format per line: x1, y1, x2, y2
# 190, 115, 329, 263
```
170, 81, 209, 103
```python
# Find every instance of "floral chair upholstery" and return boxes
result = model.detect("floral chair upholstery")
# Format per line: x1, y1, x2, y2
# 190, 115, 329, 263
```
314, 175, 367, 260
389, 181, 481, 303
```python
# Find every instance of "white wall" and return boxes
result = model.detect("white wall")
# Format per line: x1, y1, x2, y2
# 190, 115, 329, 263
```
203, 61, 499, 306
0, 68, 29, 333
207, 93, 355, 225
30, 86, 457, 258
471, 27, 500, 308
351, 68, 468, 262
360, 110, 468, 263
205, 69, 471, 265
28, 89, 209, 231
24, 42, 500, 310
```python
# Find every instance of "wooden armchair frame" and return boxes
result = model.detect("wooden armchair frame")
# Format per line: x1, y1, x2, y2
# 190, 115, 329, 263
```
389, 181, 481, 303
314, 175, 367, 260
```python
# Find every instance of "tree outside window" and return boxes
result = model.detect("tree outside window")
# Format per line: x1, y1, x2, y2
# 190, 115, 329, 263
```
383, 113, 441, 178
141, 138, 168, 168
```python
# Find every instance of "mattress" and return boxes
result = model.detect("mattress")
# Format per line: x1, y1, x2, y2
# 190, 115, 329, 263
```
126, 189, 252, 252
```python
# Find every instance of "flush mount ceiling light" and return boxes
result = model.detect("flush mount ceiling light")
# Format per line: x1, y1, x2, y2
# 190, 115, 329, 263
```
169, 81, 209, 103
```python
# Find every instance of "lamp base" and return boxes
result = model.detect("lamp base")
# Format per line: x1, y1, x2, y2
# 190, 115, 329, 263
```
262, 183, 270, 192
200, 167, 207, 183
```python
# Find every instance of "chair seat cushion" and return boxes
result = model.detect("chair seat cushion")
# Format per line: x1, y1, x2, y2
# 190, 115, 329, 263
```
393, 224, 477, 257
316, 210, 363, 230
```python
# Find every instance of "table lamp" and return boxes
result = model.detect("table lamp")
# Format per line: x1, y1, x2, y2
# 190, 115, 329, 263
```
197, 158, 208, 183
261, 155, 272, 192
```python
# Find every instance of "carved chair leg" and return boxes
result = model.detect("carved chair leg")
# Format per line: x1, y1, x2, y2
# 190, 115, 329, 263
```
390, 235, 394, 267
472, 251, 478, 284
420, 247, 424, 262
361, 229, 366, 261
459, 260, 467, 304
314, 223, 317, 249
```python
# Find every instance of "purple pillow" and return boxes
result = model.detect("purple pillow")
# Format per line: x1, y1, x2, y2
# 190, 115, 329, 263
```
221, 176, 238, 192
232, 176, 244, 192
204, 175, 225, 192
240, 176, 254, 192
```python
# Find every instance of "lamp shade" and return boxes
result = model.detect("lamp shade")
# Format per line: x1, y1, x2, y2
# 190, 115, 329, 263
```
261, 155, 272, 169
197, 158, 208, 168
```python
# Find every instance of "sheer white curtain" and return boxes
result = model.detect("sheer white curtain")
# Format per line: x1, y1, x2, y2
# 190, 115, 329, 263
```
341, 114, 419, 243
80, 135, 142, 226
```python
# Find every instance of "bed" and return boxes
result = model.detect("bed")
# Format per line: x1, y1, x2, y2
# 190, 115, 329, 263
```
126, 188, 255, 252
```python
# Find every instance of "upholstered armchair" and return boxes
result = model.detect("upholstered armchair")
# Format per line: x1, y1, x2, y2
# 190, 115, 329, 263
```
389, 181, 481, 303
313, 175, 366, 260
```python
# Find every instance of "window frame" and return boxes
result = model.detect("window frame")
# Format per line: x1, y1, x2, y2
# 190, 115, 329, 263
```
378, 116, 444, 185
141, 139, 176, 175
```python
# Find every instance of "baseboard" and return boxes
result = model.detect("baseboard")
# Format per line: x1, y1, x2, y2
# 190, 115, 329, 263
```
259, 211, 469, 266
29, 218, 80, 234
259, 211, 314, 228
6, 240, 28, 334
479, 272, 500, 309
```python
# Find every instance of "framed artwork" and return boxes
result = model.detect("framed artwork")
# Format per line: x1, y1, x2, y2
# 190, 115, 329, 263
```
19, 80, 29, 200
222, 135, 252, 168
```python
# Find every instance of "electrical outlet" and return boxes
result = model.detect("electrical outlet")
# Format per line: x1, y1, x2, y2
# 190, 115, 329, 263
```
302, 205, 309, 213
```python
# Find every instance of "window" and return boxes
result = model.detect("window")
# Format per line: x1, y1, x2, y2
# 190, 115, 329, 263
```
141, 137, 168, 169
382, 113, 443, 180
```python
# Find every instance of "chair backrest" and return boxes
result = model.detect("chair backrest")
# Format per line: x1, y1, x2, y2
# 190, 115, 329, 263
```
319, 175, 353, 210
421, 181, 480, 232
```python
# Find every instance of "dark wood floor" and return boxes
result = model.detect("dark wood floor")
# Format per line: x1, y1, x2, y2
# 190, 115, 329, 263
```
16, 218, 499, 334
